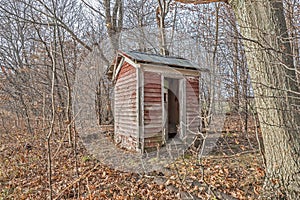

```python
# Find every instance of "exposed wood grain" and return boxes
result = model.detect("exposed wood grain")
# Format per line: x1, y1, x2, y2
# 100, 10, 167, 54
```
114, 63, 137, 149
143, 71, 163, 149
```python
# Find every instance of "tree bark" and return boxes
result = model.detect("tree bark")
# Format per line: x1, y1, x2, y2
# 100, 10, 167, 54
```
156, 0, 171, 55
228, 0, 300, 198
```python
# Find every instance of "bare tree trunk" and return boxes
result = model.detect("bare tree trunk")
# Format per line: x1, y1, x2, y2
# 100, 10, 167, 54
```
46, 2, 59, 198
96, 80, 102, 125
229, 0, 300, 198
104, 0, 123, 51
285, 0, 300, 83
232, 26, 239, 113
47, 32, 56, 200
156, 0, 171, 55
57, 27, 73, 146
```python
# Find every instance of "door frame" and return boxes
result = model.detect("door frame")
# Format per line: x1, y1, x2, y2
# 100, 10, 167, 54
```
161, 75, 186, 143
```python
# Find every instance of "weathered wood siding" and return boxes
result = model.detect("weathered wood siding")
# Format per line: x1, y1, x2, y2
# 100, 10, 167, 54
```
186, 77, 200, 134
114, 62, 137, 150
143, 71, 163, 151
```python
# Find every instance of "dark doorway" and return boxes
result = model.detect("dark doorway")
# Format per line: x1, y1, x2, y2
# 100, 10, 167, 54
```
164, 78, 180, 140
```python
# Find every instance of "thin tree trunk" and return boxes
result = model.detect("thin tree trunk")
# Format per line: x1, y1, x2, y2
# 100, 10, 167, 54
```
47, 2, 58, 198
232, 25, 239, 113
47, 34, 56, 200
156, 0, 171, 55
209, 3, 220, 125
57, 27, 72, 146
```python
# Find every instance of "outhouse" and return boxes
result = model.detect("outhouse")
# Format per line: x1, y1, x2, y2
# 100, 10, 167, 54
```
108, 51, 204, 152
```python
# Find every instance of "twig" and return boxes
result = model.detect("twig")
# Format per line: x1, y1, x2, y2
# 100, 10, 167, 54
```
53, 163, 100, 200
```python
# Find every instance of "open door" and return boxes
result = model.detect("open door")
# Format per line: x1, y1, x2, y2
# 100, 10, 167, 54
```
163, 78, 180, 142
179, 79, 186, 139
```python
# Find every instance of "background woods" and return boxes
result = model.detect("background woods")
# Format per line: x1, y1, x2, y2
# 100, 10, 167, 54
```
0, 0, 299, 199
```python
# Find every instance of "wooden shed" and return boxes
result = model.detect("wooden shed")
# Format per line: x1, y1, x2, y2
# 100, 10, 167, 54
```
109, 51, 205, 152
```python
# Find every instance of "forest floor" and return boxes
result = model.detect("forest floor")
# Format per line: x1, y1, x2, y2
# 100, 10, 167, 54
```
0, 114, 265, 199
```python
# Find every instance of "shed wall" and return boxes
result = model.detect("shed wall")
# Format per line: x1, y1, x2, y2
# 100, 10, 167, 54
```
143, 71, 163, 151
114, 62, 137, 150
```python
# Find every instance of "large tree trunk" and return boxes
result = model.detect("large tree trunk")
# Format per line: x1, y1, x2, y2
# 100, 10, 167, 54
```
229, 0, 300, 198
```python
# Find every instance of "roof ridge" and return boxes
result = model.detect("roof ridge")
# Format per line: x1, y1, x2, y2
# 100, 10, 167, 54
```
125, 50, 188, 60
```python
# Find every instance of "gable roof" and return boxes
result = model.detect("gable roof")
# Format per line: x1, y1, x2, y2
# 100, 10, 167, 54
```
107, 51, 208, 80
121, 51, 199, 69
